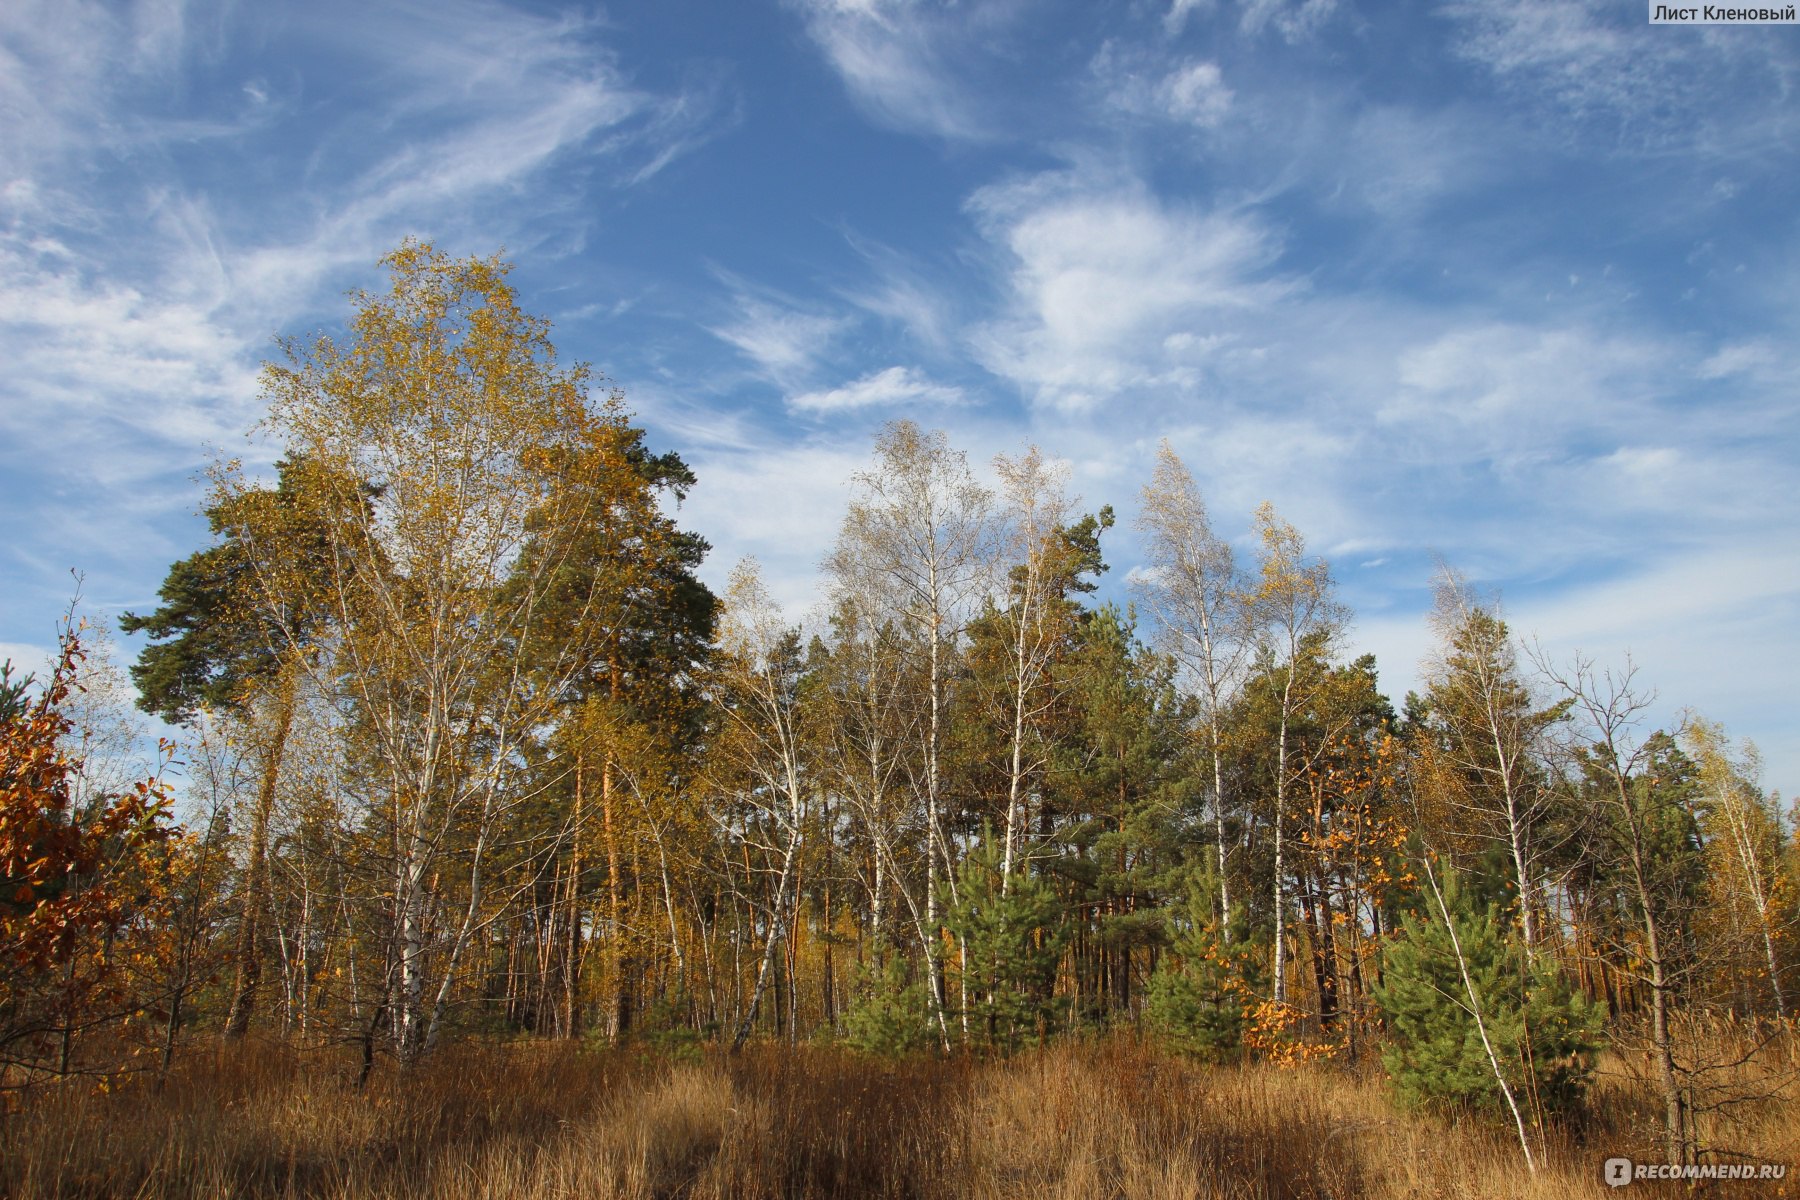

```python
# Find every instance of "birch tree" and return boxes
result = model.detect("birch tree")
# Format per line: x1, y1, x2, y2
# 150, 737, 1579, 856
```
1539, 653, 1695, 1164
123, 459, 335, 1039
827, 421, 991, 1028
987, 447, 1103, 886
1134, 442, 1251, 924
1416, 568, 1566, 950
812, 594, 924, 964
229, 241, 651, 1066
710, 560, 810, 1048
1685, 717, 1790, 1019
1247, 503, 1345, 1008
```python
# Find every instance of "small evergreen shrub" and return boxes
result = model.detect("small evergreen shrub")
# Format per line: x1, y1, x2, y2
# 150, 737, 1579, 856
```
1144, 916, 1256, 1062
638, 990, 706, 1063
842, 954, 936, 1056
942, 836, 1069, 1050
1375, 866, 1603, 1116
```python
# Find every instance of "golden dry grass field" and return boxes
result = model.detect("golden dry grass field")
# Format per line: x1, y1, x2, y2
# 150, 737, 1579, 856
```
2, 1033, 1795, 1199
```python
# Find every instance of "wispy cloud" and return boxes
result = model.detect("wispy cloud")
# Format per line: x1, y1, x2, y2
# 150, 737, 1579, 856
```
785, 0, 1021, 141
1096, 47, 1234, 128
681, 439, 869, 614
1320, 103, 1502, 221
0, 0, 732, 640
0, 635, 61, 681
3, 0, 1797, 789
838, 236, 959, 354
1379, 323, 1668, 470
0, 1, 147, 168
1237, 0, 1340, 41
0, 229, 257, 472
1697, 339, 1800, 387
1163, 0, 1213, 37
967, 172, 1289, 411
1441, 0, 1798, 157
1159, 0, 1341, 42
709, 292, 849, 387
1512, 542, 1800, 777
790, 365, 965, 413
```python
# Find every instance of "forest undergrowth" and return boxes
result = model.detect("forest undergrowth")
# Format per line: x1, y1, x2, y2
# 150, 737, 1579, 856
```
4, 1031, 1794, 1199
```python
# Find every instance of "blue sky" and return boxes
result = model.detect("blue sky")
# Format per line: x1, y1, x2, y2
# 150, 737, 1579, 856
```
2, 0, 1797, 792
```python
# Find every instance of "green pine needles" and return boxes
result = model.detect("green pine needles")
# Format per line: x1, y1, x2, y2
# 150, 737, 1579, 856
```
842, 955, 936, 1057
1375, 865, 1603, 1118
1144, 882, 1259, 1062
943, 834, 1069, 1051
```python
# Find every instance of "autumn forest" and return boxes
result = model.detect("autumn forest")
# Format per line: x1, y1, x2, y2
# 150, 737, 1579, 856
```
3, 245, 1795, 1199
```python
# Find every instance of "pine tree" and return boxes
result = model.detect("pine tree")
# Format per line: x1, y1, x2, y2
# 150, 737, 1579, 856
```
225, 241, 703, 1065
121, 457, 341, 1038
842, 954, 935, 1056
1375, 864, 1602, 1117
0, 661, 34, 722
1056, 604, 1190, 1025
943, 831, 1068, 1049
1144, 879, 1258, 1061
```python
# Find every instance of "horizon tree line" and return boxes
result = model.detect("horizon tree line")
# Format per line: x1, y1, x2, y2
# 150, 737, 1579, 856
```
2, 245, 1793, 1166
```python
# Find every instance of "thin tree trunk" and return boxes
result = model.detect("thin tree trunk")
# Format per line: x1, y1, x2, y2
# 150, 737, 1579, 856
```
225, 670, 298, 1039
1490, 717, 1538, 951
1621, 794, 1690, 1165
925, 603, 949, 1030
564, 763, 584, 1038
602, 756, 628, 1040
1722, 799, 1787, 1018
732, 818, 801, 1049
1272, 698, 1290, 1006
1210, 717, 1231, 923
1422, 856, 1538, 1175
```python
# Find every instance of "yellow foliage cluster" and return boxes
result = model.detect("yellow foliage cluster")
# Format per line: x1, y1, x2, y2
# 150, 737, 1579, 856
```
1243, 999, 1343, 1067
0, 627, 192, 1077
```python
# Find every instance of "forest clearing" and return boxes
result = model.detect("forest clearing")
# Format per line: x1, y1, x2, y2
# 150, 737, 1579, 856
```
2, 243, 1796, 1197
4, 1032, 1794, 1199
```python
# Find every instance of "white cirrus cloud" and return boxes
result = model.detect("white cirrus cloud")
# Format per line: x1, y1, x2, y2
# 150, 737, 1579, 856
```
710, 295, 850, 386
1098, 49, 1234, 128
1162, 0, 1213, 36
0, 0, 733, 656
1162, 61, 1234, 125
786, 0, 980, 139
1697, 339, 1797, 385
1440, 0, 1797, 158
790, 365, 965, 413
1509, 541, 1800, 790
1378, 322, 1671, 470
680, 440, 870, 615
1161, 0, 1338, 41
1237, 0, 1339, 41
967, 174, 1290, 411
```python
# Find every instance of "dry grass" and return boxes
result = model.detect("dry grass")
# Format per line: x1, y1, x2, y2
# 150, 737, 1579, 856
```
1, 1034, 1793, 1199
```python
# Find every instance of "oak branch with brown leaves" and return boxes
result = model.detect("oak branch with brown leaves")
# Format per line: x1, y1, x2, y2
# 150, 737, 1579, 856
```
0, 626, 183, 1082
